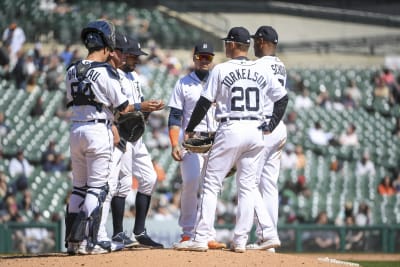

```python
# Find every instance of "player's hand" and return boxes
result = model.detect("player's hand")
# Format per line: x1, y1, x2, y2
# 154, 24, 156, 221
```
154, 99, 165, 110
184, 131, 195, 140
171, 145, 183, 161
140, 100, 165, 112
263, 130, 271, 135
111, 124, 120, 146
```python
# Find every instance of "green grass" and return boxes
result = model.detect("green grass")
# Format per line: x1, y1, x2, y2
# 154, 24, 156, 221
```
354, 261, 400, 267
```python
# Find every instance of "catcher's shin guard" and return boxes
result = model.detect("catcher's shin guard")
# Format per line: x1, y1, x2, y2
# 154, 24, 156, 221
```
67, 210, 88, 243
65, 210, 78, 248
86, 184, 109, 248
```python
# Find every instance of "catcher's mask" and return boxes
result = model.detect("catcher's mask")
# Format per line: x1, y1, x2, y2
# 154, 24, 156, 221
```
81, 20, 116, 50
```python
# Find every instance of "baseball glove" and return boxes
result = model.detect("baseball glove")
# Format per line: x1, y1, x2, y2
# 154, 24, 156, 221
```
117, 111, 145, 143
182, 136, 214, 153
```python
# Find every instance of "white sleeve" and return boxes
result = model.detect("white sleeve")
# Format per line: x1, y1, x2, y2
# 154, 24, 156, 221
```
168, 79, 184, 110
104, 76, 128, 108
201, 65, 220, 102
266, 73, 288, 102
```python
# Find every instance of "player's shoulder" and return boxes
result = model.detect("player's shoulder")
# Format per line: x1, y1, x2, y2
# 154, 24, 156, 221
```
175, 71, 195, 86
74, 60, 119, 80
257, 56, 284, 65
226, 58, 257, 66
117, 68, 125, 75
180, 71, 196, 82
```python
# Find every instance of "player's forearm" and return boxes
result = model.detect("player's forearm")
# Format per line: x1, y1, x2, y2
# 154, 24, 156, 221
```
169, 126, 180, 147
168, 108, 183, 147
266, 94, 288, 132
185, 96, 211, 133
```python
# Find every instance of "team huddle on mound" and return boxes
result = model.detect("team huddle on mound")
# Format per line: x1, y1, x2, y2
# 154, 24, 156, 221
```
65, 19, 288, 255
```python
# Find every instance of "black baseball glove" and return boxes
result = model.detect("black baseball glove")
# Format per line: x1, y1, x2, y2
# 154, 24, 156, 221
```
117, 111, 145, 143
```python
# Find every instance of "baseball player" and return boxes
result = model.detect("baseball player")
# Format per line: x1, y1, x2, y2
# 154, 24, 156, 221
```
96, 33, 164, 250
168, 42, 225, 249
65, 20, 137, 255
246, 26, 288, 251
115, 36, 165, 248
174, 27, 288, 252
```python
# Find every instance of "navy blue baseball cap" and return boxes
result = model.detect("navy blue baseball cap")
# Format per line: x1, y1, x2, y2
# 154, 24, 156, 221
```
222, 27, 251, 44
251, 26, 278, 44
125, 37, 148, 56
115, 32, 128, 51
194, 41, 214, 55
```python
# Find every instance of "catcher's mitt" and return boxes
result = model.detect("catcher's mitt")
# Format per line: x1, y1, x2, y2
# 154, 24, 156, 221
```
182, 136, 214, 153
117, 111, 145, 143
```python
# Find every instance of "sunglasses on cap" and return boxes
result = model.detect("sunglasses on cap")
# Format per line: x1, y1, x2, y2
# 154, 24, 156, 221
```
194, 54, 213, 61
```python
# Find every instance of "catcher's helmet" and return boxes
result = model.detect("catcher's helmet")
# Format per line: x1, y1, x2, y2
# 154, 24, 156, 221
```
81, 20, 116, 50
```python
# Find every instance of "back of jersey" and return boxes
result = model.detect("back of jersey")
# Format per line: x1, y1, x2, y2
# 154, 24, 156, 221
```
202, 58, 281, 121
66, 60, 125, 121
258, 56, 287, 116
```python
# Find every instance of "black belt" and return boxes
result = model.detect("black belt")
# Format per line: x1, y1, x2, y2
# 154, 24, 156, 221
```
73, 119, 110, 124
197, 132, 215, 137
88, 119, 108, 124
219, 117, 259, 123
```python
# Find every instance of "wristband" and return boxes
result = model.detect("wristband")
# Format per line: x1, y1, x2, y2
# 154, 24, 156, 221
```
134, 103, 141, 111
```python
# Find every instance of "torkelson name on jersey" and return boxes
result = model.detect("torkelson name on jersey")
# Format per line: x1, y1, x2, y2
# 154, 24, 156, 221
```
222, 68, 267, 89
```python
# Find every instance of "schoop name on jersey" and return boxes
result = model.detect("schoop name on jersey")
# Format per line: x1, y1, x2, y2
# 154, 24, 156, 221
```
271, 64, 286, 77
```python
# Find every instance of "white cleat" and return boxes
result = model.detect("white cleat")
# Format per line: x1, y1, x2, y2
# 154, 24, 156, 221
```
88, 244, 110, 254
111, 241, 125, 252
246, 242, 276, 252
173, 240, 208, 252
257, 239, 281, 250
230, 243, 246, 253
246, 243, 261, 250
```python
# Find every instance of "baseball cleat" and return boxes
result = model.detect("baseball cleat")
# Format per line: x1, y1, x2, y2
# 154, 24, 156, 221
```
257, 238, 281, 250
110, 241, 125, 252
79, 241, 111, 255
180, 235, 191, 242
67, 242, 80, 255
208, 240, 227, 249
134, 229, 164, 248
246, 242, 277, 252
246, 243, 261, 250
112, 232, 138, 248
230, 243, 246, 253
172, 235, 191, 248
173, 240, 208, 252
87, 245, 110, 255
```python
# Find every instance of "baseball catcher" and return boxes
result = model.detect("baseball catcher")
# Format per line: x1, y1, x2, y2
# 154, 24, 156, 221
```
182, 134, 214, 153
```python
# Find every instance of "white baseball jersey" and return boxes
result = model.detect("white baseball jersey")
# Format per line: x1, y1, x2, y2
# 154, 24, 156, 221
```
254, 55, 288, 244
169, 71, 217, 133
202, 59, 287, 120
65, 60, 128, 227
66, 60, 128, 190
256, 56, 287, 116
98, 69, 156, 242
66, 60, 128, 122
193, 58, 286, 248
168, 71, 218, 239
118, 69, 157, 196
119, 69, 142, 104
